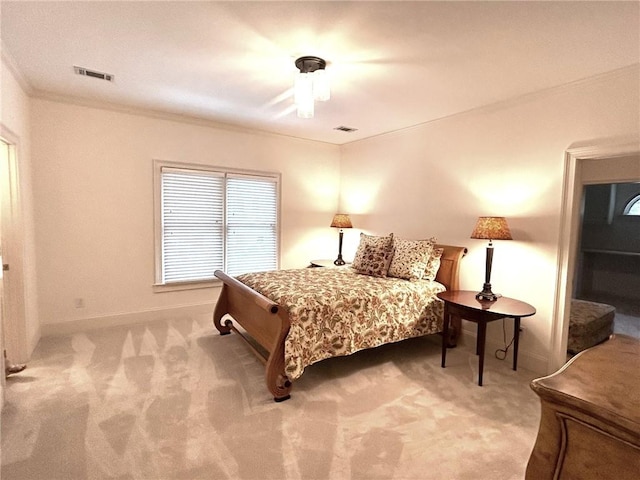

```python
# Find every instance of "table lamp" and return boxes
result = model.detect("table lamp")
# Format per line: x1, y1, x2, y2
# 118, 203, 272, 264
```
470, 216, 512, 301
330, 213, 353, 265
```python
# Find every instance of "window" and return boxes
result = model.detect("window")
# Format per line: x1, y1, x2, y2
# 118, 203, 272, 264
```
623, 194, 640, 216
154, 161, 279, 287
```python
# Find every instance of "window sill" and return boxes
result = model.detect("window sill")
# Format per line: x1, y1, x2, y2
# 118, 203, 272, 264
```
153, 279, 221, 293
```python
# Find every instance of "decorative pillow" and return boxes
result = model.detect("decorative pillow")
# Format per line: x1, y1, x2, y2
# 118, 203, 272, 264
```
353, 243, 394, 277
352, 233, 394, 272
424, 247, 444, 281
387, 237, 436, 280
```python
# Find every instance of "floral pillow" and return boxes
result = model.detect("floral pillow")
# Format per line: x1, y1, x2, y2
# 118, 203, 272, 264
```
387, 237, 436, 280
424, 247, 444, 281
352, 233, 394, 272
353, 243, 394, 277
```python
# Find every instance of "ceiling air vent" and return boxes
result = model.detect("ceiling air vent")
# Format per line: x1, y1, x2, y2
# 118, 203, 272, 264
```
334, 126, 358, 133
74, 66, 114, 82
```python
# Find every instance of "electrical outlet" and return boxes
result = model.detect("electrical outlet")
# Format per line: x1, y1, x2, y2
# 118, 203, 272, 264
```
74, 298, 85, 309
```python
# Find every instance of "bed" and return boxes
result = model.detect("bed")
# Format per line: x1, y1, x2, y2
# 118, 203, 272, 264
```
213, 241, 467, 401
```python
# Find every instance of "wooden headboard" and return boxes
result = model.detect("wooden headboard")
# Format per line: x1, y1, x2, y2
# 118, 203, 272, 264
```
434, 244, 467, 291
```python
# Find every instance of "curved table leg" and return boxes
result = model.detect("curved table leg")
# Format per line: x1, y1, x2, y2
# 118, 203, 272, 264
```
477, 319, 487, 386
441, 304, 450, 367
513, 317, 521, 371
448, 313, 461, 347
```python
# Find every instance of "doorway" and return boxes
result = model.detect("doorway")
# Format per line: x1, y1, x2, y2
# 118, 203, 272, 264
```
574, 182, 640, 338
551, 143, 640, 373
1, 139, 7, 406
0, 131, 29, 368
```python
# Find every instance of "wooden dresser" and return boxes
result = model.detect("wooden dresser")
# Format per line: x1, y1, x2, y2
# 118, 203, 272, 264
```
526, 334, 640, 479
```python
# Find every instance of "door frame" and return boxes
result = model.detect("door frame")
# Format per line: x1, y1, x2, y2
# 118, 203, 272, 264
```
0, 125, 29, 366
550, 140, 640, 372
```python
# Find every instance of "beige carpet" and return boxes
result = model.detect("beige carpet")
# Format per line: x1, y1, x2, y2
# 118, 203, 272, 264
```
1, 313, 541, 479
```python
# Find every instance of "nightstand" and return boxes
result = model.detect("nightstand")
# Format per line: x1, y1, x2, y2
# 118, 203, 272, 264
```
309, 259, 351, 268
438, 290, 536, 385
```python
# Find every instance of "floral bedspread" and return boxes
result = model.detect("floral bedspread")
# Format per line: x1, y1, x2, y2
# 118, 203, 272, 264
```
235, 267, 446, 380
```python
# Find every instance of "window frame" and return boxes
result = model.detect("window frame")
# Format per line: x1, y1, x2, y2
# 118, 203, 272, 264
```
623, 193, 640, 216
153, 159, 281, 292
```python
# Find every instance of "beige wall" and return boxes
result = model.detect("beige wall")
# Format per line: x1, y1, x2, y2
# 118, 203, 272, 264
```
8, 55, 640, 375
1, 54, 39, 361
339, 65, 640, 373
31, 99, 341, 330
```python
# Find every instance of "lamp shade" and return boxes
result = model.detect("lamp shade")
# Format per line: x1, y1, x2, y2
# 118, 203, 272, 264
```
330, 214, 353, 229
470, 217, 513, 240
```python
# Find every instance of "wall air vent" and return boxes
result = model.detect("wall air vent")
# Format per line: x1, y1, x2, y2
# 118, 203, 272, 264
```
334, 126, 358, 133
73, 66, 114, 82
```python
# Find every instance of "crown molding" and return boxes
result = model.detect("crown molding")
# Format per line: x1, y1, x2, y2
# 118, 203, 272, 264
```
31, 89, 339, 146
1, 42, 34, 95
344, 63, 640, 146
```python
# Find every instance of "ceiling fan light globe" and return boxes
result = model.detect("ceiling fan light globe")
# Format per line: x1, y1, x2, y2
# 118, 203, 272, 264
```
312, 69, 330, 102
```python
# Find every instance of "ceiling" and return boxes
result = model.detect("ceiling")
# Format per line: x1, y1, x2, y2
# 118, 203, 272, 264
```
2, 1, 639, 145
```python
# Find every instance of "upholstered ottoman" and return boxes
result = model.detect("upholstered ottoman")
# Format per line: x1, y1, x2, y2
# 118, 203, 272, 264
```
568, 299, 615, 354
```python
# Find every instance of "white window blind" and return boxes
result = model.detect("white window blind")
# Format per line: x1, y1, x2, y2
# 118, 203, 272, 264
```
158, 164, 279, 285
161, 169, 224, 283
226, 175, 278, 276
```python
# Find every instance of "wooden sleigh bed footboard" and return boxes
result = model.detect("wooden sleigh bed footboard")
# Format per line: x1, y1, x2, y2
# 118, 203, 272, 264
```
213, 243, 467, 402
213, 271, 293, 401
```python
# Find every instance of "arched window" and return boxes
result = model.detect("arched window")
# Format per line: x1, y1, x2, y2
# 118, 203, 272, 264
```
623, 194, 640, 215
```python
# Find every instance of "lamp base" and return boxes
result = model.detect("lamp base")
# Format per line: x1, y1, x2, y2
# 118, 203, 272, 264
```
475, 284, 501, 302
334, 229, 346, 266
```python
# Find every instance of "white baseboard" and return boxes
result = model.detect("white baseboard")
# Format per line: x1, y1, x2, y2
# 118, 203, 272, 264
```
28, 324, 41, 360
40, 304, 550, 375
424, 326, 549, 376
458, 328, 549, 376
41, 302, 217, 337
